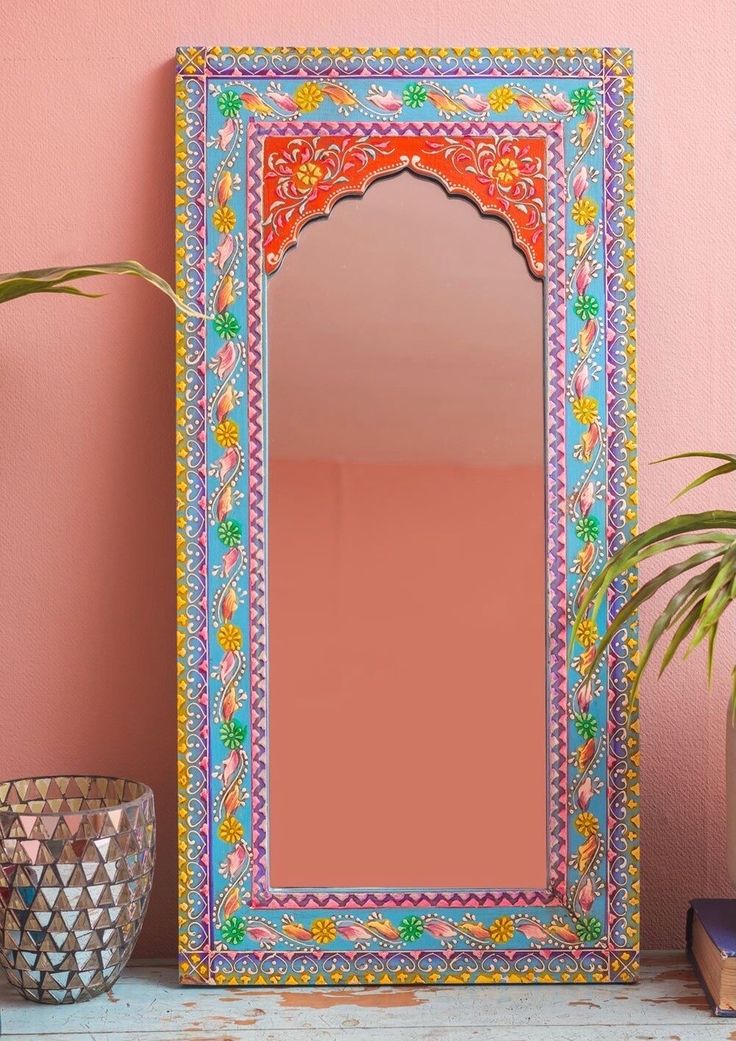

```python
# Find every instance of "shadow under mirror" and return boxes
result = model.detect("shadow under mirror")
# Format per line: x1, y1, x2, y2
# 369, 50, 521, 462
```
266, 172, 547, 891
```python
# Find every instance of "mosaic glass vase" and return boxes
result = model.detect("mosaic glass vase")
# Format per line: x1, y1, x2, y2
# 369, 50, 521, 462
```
0, 775, 155, 1004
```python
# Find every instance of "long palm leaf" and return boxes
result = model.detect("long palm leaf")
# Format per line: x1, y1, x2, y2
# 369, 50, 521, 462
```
0, 262, 206, 318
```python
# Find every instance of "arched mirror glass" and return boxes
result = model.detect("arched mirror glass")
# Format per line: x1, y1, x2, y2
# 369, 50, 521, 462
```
266, 173, 546, 891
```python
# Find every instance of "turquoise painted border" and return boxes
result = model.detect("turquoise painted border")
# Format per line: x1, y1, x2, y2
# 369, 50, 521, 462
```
176, 47, 637, 985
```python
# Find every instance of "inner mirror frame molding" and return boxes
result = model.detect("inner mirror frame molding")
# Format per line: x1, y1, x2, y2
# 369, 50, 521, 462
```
175, 45, 638, 987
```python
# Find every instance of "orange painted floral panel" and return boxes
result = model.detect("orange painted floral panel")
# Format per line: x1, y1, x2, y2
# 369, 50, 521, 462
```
262, 134, 547, 276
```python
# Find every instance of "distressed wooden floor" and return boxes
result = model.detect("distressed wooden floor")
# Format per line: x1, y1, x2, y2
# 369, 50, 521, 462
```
0, 951, 731, 1040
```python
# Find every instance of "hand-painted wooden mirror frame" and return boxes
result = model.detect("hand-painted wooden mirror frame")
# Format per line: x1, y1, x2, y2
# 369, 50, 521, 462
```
175, 45, 638, 988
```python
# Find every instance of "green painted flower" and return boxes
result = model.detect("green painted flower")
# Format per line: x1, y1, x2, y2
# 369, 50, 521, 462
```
221, 916, 246, 944
574, 294, 599, 320
221, 720, 247, 749
575, 915, 602, 942
576, 516, 600, 542
218, 519, 242, 547
398, 916, 424, 942
570, 86, 597, 115
217, 89, 242, 117
574, 712, 597, 739
403, 83, 427, 108
214, 311, 240, 338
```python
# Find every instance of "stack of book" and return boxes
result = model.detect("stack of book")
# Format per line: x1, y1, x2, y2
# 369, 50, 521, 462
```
688, 899, 736, 1016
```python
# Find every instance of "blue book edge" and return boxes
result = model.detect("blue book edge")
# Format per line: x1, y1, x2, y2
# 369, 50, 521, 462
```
687, 900, 736, 1018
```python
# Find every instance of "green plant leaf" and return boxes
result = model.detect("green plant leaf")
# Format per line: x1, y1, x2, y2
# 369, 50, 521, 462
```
578, 547, 725, 672
671, 461, 736, 501
655, 451, 736, 466
0, 262, 207, 318
658, 597, 705, 677
570, 529, 735, 659
631, 563, 722, 694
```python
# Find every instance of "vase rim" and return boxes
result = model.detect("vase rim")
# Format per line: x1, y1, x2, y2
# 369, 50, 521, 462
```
0, 775, 153, 818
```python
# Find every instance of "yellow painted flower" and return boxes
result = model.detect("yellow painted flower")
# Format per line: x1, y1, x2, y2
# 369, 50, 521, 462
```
493, 157, 520, 186
489, 916, 515, 943
215, 419, 239, 448
311, 918, 337, 943
294, 82, 324, 112
294, 161, 325, 188
572, 198, 598, 226
218, 623, 243, 652
575, 812, 599, 837
213, 206, 236, 233
576, 618, 598, 648
218, 816, 243, 843
488, 86, 515, 112
572, 397, 599, 425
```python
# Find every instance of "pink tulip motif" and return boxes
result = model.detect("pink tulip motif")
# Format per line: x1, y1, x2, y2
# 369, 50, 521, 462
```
576, 260, 592, 298
216, 384, 235, 423
265, 84, 300, 114
577, 775, 595, 810
223, 841, 248, 880
574, 364, 591, 399
216, 485, 232, 522
221, 547, 240, 577
213, 118, 238, 150
573, 166, 589, 200
577, 877, 596, 914
579, 481, 595, 517
211, 233, 235, 271
541, 90, 572, 114
518, 921, 548, 943
456, 87, 489, 114
365, 85, 403, 112
211, 340, 238, 380
576, 679, 594, 713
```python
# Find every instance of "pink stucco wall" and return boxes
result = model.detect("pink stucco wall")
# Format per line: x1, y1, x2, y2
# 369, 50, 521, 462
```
1, 3, 734, 956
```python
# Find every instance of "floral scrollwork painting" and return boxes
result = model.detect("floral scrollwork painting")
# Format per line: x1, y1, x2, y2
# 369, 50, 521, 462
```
175, 46, 637, 987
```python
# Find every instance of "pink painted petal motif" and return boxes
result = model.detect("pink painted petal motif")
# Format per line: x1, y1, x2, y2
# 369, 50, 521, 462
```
216, 384, 235, 423
576, 680, 594, 713
517, 921, 548, 943
219, 651, 238, 685
578, 877, 596, 913
337, 922, 373, 942
222, 749, 241, 786
573, 166, 589, 200
579, 424, 600, 461
577, 776, 595, 810
217, 171, 233, 206
224, 842, 248, 880
211, 233, 235, 271
541, 90, 572, 113
574, 364, 590, 399
215, 274, 236, 313
216, 485, 232, 522
576, 259, 592, 297
221, 547, 240, 576
247, 923, 279, 944
424, 918, 457, 938
222, 887, 240, 919
214, 117, 238, 150
579, 481, 595, 517
221, 586, 238, 621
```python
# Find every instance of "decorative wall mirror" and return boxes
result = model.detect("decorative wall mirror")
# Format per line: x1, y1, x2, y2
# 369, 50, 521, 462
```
176, 45, 638, 988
